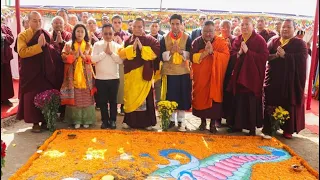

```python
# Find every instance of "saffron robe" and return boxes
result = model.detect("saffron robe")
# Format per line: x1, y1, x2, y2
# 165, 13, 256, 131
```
191, 36, 230, 119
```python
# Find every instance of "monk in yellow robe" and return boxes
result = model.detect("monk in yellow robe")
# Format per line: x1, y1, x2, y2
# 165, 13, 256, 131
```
191, 20, 230, 133
118, 18, 160, 130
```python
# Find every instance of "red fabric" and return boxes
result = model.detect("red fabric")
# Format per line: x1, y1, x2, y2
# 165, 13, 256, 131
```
258, 29, 276, 43
1, 25, 14, 64
227, 31, 269, 97
169, 31, 183, 40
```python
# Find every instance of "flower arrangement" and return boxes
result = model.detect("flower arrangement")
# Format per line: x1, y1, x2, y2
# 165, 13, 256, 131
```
34, 89, 61, 132
157, 101, 178, 131
270, 106, 290, 136
1, 140, 6, 176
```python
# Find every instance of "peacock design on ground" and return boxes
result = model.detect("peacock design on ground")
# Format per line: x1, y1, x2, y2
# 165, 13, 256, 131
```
146, 146, 291, 180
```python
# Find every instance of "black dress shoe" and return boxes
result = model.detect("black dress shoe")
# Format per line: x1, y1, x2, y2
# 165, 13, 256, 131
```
110, 121, 116, 129
198, 122, 207, 131
169, 121, 175, 128
101, 123, 108, 129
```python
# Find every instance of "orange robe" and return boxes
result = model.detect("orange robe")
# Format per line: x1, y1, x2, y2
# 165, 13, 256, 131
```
191, 36, 230, 118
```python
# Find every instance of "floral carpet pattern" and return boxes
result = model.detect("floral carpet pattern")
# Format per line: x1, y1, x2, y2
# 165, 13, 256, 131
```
9, 130, 319, 180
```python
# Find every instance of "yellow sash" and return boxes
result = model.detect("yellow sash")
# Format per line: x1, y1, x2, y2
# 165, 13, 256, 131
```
280, 37, 292, 47
171, 38, 183, 65
73, 40, 87, 89
124, 66, 153, 113
242, 32, 252, 43
160, 75, 167, 101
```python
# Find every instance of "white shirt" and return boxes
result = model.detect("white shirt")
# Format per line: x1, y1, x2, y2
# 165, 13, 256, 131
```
91, 40, 123, 80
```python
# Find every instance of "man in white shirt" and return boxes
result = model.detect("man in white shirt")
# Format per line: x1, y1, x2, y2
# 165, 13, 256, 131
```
91, 23, 123, 129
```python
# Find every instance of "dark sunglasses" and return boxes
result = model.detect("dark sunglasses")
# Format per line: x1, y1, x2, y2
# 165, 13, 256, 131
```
103, 32, 113, 36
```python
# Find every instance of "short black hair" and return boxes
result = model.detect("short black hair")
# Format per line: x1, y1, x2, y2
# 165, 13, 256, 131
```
128, 19, 134, 23
56, 8, 68, 15
151, 19, 160, 24
112, 15, 122, 21
170, 14, 183, 23
135, 17, 145, 26
101, 23, 113, 31
232, 16, 240, 21
284, 19, 297, 30
204, 20, 214, 26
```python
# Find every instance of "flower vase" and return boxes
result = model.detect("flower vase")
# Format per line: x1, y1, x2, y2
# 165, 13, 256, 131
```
161, 115, 170, 131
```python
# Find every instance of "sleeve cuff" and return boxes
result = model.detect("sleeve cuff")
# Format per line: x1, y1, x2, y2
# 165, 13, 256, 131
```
125, 45, 136, 60
141, 46, 157, 61
162, 51, 171, 61
192, 53, 201, 64
182, 51, 190, 60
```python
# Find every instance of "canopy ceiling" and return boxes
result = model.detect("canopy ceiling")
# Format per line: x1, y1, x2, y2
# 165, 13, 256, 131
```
2, 0, 317, 17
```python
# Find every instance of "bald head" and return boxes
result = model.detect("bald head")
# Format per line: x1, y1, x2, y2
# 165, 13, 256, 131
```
220, 20, 232, 38
257, 16, 266, 31
51, 16, 65, 32
28, 11, 42, 31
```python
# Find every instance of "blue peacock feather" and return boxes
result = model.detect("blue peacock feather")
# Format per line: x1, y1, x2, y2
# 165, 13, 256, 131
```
147, 146, 291, 180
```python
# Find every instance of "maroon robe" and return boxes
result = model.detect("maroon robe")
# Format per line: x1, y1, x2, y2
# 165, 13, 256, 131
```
90, 31, 102, 46
263, 37, 308, 134
222, 35, 236, 118
258, 29, 276, 43
16, 29, 58, 124
50, 30, 72, 90
1, 25, 14, 101
123, 34, 160, 128
227, 31, 269, 131
114, 30, 129, 41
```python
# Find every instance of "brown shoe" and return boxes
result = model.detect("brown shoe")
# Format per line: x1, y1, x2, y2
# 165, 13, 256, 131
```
41, 123, 49, 130
209, 120, 217, 134
31, 123, 41, 133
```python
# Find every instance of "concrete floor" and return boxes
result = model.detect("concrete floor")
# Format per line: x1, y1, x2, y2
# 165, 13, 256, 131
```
1, 112, 319, 180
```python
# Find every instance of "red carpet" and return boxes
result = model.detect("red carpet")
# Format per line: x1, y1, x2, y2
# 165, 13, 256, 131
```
1, 79, 19, 119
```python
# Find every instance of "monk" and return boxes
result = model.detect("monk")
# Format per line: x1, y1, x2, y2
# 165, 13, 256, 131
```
49, 16, 72, 119
256, 17, 276, 43
1, 21, 15, 107
118, 18, 160, 130
190, 20, 230, 133
87, 18, 102, 46
227, 17, 269, 136
160, 14, 192, 131
262, 19, 308, 139
219, 20, 236, 127
56, 8, 73, 33
16, 11, 59, 132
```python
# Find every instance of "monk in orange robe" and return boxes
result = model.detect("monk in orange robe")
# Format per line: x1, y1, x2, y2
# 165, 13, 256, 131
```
190, 20, 230, 133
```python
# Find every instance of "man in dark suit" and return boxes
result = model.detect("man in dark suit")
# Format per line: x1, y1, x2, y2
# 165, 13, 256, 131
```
190, 14, 207, 42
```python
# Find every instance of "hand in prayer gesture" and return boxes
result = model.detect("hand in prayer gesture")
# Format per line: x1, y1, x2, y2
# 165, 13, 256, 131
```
75, 46, 81, 58
38, 33, 46, 47
105, 42, 112, 55
240, 41, 248, 53
114, 35, 122, 44
65, 44, 71, 54
56, 31, 63, 43
205, 41, 213, 55
276, 46, 286, 58
170, 41, 180, 55
133, 37, 138, 51
136, 38, 143, 50
91, 32, 99, 42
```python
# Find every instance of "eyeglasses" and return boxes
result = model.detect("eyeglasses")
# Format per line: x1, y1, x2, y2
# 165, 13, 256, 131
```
103, 32, 113, 36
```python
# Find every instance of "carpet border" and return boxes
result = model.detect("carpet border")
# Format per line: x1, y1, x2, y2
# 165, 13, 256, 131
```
9, 129, 319, 179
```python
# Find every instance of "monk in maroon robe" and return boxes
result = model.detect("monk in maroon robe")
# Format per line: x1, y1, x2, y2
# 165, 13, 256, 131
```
16, 11, 58, 132
262, 19, 308, 139
227, 17, 269, 135
1, 24, 15, 107
118, 18, 160, 129
256, 17, 276, 43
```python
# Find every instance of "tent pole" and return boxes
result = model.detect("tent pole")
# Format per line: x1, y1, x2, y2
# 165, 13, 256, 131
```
15, 0, 21, 36
306, 0, 319, 110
